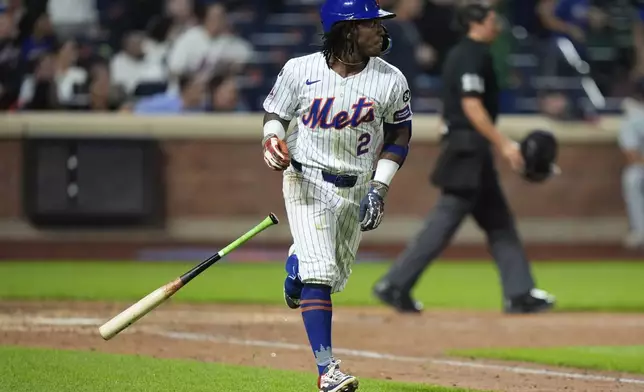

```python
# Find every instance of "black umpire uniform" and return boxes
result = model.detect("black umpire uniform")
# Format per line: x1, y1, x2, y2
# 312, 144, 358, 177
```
373, 4, 556, 314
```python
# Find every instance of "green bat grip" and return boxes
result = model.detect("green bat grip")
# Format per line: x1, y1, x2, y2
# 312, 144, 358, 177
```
219, 213, 280, 257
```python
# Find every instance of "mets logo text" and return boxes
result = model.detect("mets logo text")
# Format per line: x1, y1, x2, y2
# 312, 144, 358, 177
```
302, 97, 375, 130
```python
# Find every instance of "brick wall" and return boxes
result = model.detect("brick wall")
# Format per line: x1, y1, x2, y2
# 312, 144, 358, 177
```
0, 139, 626, 221
0, 141, 21, 219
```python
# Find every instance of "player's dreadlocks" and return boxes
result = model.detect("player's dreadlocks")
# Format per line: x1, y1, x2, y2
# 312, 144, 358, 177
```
321, 21, 360, 67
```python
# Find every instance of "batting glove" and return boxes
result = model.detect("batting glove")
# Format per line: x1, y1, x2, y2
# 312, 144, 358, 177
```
262, 134, 290, 171
359, 180, 388, 232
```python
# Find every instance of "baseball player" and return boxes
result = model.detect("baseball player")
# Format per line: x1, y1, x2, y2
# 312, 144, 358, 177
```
261, 0, 412, 391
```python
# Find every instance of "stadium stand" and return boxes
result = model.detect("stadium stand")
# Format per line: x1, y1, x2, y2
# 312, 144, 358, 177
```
0, 0, 642, 118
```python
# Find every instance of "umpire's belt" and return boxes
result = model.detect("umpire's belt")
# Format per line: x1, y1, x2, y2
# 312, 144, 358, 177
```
291, 158, 358, 188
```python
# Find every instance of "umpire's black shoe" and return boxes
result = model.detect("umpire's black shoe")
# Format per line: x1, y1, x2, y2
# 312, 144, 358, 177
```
504, 288, 556, 314
372, 281, 423, 314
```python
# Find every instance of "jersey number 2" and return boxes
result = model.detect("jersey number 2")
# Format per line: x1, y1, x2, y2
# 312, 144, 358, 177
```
357, 133, 371, 156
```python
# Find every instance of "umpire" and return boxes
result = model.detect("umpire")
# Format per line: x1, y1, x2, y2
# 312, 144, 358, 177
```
372, 3, 556, 314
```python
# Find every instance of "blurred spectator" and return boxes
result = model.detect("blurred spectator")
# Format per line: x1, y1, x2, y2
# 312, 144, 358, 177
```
509, 0, 551, 39
64, 62, 124, 111
631, 1, 644, 79
19, 52, 59, 110
537, 0, 608, 121
133, 73, 206, 114
18, 39, 88, 108
143, 16, 172, 65
97, 0, 163, 53
97, 1, 131, 52
1, 0, 27, 40
208, 74, 249, 112
47, 0, 98, 41
0, 0, 642, 116
416, 0, 462, 76
618, 80, 644, 249
52, 39, 88, 104
85, 63, 120, 111
579, 0, 634, 97
20, 12, 58, 68
538, 0, 590, 46
110, 31, 167, 96
128, 0, 165, 32
166, 3, 253, 82
0, 12, 23, 109
165, 0, 198, 43
382, 0, 432, 90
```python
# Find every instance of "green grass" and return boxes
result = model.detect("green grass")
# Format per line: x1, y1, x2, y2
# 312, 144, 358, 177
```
0, 345, 476, 392
0, 261, 643, 311
450, 346, 644, 374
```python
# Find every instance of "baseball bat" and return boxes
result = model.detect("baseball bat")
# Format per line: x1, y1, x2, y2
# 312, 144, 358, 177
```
98, 213, 280, 341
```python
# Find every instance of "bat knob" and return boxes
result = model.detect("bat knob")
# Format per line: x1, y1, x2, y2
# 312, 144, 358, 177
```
269, 213, 279, 225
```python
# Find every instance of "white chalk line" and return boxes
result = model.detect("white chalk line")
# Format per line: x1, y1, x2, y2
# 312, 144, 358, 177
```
5, 315, 644, 386
153, 330, 644, 385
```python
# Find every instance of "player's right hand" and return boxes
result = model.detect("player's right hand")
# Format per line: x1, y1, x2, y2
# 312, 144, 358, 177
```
263, 134, 291, 171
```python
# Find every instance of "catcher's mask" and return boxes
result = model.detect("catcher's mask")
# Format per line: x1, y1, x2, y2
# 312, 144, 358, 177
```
520, 130, 560, 183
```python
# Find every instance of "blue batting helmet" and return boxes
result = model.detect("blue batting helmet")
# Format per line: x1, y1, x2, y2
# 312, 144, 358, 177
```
319, 0, 396, 33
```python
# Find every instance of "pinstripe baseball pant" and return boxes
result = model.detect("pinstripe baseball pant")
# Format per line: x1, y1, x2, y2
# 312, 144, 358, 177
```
282, 163, 371, 294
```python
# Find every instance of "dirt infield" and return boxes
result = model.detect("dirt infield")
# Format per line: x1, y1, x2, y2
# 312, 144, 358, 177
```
2, 300, 644, 391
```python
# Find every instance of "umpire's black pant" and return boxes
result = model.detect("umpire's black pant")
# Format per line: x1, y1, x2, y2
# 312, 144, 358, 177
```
382, 145, 536, 299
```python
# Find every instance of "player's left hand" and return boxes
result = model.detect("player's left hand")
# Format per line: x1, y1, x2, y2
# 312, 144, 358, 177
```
359, 181, 389, 232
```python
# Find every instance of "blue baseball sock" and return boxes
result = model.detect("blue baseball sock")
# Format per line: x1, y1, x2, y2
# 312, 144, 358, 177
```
300, 284, 333, 375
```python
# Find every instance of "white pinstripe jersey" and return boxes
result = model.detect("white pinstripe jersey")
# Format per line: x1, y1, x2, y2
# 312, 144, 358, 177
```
263, 52, 413, 175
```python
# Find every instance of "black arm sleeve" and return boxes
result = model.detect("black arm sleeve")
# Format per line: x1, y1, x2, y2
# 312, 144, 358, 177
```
455, 52, 486, 98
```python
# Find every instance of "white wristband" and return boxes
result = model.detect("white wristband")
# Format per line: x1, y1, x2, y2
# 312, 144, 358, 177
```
263, 119, 286, 140
373, 159, 400, 186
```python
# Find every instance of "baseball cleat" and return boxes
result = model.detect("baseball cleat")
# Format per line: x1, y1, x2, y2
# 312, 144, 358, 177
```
283, 245, 302, 309
372, 280, 423, 314
504, 288, 556, 314
622, 231, 644, 249
318, 359, 359, 392
284, 289, 301, 309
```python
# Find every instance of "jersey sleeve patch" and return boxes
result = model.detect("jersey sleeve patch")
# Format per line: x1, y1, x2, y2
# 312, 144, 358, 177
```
393, 105, 412, 122
461, 73, 485, 93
